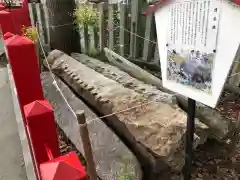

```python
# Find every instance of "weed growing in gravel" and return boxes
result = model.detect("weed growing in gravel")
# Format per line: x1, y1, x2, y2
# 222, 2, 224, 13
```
118, 171, 133, 180
21, 26, 38, 43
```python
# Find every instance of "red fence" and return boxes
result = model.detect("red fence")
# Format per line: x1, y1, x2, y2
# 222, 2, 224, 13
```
4, 33, 87, 180
0, 0, 31, 35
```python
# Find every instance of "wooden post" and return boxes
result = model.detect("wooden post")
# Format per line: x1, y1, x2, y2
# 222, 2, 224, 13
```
92, 3, 99, 51
119, 3, 130, 57
98, 2, 107, 52
98, 2, 104, 52
76, 110, 97, 180
41, 0, 51, 46
227, 112, 240, 157
130, 0, 144, 58
28, 1, 42, 71
129, 0, 137, 58
229, 45, 240, 86
83, 24, 89, 54
28, 3, 36, 26
93, 27, 99, 51
130, 22, 136, 57
236, 112, 240, 130
153, 43, 160, 66
108, 4, 114, 50
143, 6, 155, 62
45, 0, 81, 54
36, 22, 41, 71
35, 3, 43, 40
35, 3, 48, 45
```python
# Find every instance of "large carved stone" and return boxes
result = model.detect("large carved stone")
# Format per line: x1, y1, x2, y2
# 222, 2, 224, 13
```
71, 53, 176, 104
44, 50, 208, 171
71, 53, 209, 145
41, 72, 142, 180
103, 48, 235, 141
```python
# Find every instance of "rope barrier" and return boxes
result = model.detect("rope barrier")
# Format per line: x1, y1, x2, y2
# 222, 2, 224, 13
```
35, 11, 240, 123
37, 19, 240, 73
36, 30, 172, 125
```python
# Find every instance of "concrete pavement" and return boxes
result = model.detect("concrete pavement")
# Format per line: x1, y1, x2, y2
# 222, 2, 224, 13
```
0, 66, 27, 180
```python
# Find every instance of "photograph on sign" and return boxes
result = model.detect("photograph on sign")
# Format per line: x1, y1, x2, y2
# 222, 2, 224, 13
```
166, 0, 220, 94
155, 0, 240, 107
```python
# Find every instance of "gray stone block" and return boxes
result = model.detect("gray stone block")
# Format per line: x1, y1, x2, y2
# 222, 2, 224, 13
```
41, 72, 142, 180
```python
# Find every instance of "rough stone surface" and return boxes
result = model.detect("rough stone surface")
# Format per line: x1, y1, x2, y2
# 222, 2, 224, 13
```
41, 72, 142, 180
71, 53, 176, 104
44, 50, 209, 171
71, 53, 210, 170
71, 53, 209, 142
103, 48, 235, 141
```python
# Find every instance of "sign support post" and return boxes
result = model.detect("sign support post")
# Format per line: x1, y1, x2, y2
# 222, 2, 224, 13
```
145, 0, 240, 179
184, 98, 196, 180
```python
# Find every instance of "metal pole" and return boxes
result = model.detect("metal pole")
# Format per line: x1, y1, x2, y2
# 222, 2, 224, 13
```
76, 110, 98, 180
183, 98, 196, 180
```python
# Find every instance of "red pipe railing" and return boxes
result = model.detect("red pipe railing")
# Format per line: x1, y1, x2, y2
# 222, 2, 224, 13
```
0, 0, 31, 35
4, 33, 87, 180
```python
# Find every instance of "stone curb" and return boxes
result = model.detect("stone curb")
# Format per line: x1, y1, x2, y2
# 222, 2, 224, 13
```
7, 65, 37, 180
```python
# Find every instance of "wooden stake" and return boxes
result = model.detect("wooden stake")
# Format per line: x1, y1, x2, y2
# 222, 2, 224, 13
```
227, 112, 240, 156
236, 112, 240, 131
76, 110, 97, 180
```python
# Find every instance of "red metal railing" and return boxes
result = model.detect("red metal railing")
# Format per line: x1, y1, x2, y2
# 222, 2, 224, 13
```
4, 33, 87, 180
0, 0, 31, 35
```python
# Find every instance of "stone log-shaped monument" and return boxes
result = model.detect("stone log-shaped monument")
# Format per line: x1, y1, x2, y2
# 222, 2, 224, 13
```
71, 53, 209, 145
44, 50, 208, 171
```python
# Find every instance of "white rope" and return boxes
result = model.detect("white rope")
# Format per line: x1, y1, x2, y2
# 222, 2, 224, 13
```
36, 18, 240, 123
85, 100, 160, 124
35, 3, 240, 121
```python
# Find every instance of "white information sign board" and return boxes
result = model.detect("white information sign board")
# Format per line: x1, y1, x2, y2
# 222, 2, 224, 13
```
155, 0, 240, 107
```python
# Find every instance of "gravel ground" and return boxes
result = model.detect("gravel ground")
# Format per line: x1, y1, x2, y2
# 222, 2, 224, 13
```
159, 90, 240, 180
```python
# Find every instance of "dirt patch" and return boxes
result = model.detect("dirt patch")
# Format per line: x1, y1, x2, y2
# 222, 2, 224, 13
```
0, 54, 7, 68
55, 83, 240, 179
158, 91, 240, 180
57, 125, 86, 167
